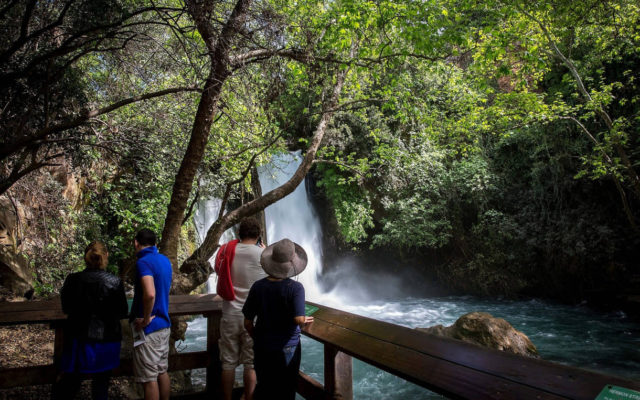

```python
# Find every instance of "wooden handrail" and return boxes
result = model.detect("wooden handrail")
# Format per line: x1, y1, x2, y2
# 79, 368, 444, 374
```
2, 295, 639, 400
0, 294, 222, 325
0, 294, 222, 398
300, 301, 640, 400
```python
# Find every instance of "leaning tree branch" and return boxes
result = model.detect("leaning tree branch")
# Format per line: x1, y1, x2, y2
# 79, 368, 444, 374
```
0, 152, 64, 196
1, 86, 201, 161
158, 0, 255, 265
0, 0, 74, 64
183, 44, 356, 291
230, 47, 453, 70
182, 188, 200, 226
218, 133, 283, 218
1, 6, 182, 83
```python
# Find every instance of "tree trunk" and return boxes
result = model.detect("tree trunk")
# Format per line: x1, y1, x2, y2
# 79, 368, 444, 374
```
250, 167, 268, 245
158, 0, 252, 266
173, 62, 351, 295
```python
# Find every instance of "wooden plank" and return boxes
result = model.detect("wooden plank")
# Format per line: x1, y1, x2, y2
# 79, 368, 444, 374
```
0, 295, 222, 325
170, 294, 220, 304
170, 351, 210, 372
304, 302, 640, 400
0, 306, 65, 324
297, 371, 325, 400
118, 351, 210, 375
324, 345, 352, 400
0, 365, 58, 388
0, 298, 61, 311
206, 313, 222, 399
169, 301, 221, 317
304, 318, 567, 400
52, 323, 64, 366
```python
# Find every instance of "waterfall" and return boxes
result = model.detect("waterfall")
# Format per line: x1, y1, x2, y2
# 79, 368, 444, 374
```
193, 197, 235, 292
257, 151, 324, 301
193, 152, 326, 300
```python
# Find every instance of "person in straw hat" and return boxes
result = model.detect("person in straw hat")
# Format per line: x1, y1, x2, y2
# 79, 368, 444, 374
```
242, 238, 314, 400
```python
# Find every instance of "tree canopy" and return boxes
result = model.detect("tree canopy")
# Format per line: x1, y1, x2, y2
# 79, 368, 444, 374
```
1, 0, 638, 300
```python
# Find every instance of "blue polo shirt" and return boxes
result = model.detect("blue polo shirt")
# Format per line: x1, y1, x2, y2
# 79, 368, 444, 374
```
131, 246, 172, 335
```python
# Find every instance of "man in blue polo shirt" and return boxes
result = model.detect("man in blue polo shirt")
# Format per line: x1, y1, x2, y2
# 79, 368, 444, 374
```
130, 228, 172, 400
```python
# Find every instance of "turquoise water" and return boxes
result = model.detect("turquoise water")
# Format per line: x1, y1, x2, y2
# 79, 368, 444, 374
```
182, 296, 640, 399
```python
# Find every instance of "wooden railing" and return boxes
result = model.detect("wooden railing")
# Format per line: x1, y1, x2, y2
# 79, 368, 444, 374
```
1, 296, 639, 400
298, 301, 640, 400
0, 294, 223, 399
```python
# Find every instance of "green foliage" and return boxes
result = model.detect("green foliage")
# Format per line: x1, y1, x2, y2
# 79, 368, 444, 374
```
316, 166, 373, 244
4, 0, 639, 300
372, 140, 453, 249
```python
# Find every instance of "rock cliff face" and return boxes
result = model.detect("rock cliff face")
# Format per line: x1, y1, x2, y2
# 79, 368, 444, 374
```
0, 197, 19, 247
417, 312, 539, 358
0, 247, 34, 298
0, 161, 84, 298
0, 196, 34, 299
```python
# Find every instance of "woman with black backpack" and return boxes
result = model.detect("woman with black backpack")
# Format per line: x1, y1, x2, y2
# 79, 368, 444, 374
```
52, 241, 128, 400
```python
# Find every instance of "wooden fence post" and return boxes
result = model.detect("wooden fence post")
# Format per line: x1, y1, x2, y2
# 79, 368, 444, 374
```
206, 312, 222, 399
324, 344, 353, 400
52, 323, 64, 366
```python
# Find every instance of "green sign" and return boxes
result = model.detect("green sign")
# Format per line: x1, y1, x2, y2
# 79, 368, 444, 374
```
305, 304, 319, 316
595, 385, 640, 400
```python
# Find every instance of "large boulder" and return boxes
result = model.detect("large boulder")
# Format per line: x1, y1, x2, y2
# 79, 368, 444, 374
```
417, 312, 539, 358
0, 246, 34, 298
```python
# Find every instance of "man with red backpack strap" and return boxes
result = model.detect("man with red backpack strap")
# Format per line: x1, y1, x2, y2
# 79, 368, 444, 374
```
215, 217, 266, 400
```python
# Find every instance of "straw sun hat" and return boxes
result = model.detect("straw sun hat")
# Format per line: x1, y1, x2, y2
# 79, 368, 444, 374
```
260, 238, 308, 279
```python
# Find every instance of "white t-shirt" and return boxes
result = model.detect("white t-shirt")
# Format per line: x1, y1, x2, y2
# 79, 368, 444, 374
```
222, 243, 266, 316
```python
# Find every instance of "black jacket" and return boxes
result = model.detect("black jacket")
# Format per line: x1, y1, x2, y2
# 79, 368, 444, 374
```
60, 269, 128, 342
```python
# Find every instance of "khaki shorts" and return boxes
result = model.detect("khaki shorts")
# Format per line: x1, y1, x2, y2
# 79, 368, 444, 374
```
133, 328, 170, 382
219, 314, 254, 370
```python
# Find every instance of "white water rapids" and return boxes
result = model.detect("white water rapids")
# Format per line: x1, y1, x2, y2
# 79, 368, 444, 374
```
186, 152, 640, 399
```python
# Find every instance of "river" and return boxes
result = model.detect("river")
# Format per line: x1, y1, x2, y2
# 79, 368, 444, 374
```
184, 294, 639, 399
186, 152, 640, 399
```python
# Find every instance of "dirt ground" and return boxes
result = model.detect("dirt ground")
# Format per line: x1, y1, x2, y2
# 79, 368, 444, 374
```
0, 324, 136, 399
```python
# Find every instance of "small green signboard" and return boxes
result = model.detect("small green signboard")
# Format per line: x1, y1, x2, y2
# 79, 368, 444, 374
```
595, 385, 640, 400
305, 304, 319, 316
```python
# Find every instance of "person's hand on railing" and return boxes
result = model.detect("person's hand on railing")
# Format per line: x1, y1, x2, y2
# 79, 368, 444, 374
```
294, 316, 314, 326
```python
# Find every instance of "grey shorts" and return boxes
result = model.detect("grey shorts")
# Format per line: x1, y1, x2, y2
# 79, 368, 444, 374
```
133, 328, 170, 382
219, 314, 254, 370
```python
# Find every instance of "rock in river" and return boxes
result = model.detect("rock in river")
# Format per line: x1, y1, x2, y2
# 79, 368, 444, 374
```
417, 311, 539, 358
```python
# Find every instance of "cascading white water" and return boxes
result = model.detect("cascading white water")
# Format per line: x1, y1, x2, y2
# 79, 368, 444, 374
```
257, 151, 325, 301
193, 152, 326, 300
193, 197, 235, 292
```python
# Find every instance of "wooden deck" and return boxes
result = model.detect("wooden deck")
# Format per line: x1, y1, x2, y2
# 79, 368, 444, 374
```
1, 295, 639, 399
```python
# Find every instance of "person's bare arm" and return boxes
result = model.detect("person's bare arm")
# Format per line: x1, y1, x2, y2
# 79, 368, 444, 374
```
294, 316, 314, 326
134, 275, 156, 330
244, 318, 255, 338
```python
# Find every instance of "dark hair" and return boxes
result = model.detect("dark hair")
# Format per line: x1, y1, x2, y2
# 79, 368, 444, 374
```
135, 228, 157, 246
238, 217, 261, 240
85, 241, 108, 270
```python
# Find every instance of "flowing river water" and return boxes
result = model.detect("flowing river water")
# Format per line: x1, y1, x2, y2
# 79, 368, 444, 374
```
186, 153, 640, 399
